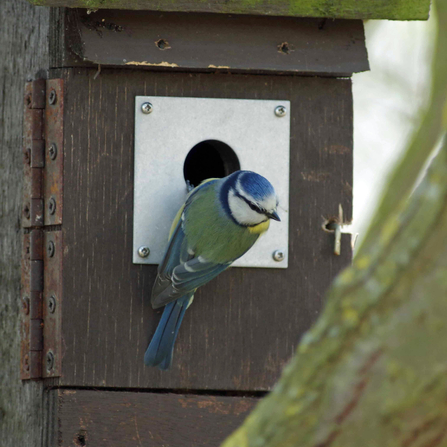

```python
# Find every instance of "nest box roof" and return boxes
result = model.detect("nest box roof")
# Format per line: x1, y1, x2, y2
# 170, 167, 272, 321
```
28, 0, 431, 21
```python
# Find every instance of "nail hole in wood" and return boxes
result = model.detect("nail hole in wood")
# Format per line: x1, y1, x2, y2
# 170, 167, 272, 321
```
323, 217, 339, 233
318, 18, 327, 30
156, 38, 171, 50
278, 42, 293, 54
75, 430, 87, 446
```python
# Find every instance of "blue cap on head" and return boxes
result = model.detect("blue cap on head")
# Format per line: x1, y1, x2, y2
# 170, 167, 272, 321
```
238, 171, 275, 200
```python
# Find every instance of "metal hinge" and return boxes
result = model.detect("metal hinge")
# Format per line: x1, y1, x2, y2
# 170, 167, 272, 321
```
21, 79, 63, 380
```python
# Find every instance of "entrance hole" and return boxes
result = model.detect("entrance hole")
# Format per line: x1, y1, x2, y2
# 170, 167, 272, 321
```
183, 140, 240, 189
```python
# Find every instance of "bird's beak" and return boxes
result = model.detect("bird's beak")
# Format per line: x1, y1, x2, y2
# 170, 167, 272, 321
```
267, 211, 281, 221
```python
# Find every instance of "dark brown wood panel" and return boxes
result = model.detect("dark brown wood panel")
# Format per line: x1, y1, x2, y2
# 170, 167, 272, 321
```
54, 9, 368, 77
60, 68, 352, 390
56, 389, 257, 446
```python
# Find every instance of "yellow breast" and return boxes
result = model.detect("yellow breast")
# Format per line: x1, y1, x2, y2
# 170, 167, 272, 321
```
248, 219, 270, 234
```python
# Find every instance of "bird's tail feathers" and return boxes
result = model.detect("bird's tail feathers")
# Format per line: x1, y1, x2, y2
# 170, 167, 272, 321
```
144, 293, 193, 370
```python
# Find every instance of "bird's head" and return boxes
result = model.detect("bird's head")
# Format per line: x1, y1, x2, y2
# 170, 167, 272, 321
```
224, 171, 280, 227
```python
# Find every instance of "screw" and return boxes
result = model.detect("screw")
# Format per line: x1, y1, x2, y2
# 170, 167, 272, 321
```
275, 105, 287, 117
23, 203, 30, 219
141, 102, 153, 114
25, 93, 32, 108
48, 295, 56, 313
24, 354, 30, 372
48, 143, 57, 160
47, 240, 55, 258
48, 197, 56, 215
272, 249, 285, 262
46, 350, 55, 372
22, 297, 30, 315
48, 89, 57, 105
138, 246, 150, 258
23, 148, 31, 165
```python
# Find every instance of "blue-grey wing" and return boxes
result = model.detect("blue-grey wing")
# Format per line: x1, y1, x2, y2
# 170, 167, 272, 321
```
151, 179, 228, 308
151, 254, 231, 309
154, 179, 218, 285
151, 220, 192, 304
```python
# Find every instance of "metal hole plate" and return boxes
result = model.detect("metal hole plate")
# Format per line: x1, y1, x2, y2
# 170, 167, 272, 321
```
134, 96, 290, 268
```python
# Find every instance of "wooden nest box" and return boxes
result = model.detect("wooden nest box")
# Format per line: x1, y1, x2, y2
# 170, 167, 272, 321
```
15, 0, 430, 445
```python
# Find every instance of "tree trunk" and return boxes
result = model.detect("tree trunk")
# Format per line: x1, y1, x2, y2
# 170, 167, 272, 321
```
0, 1, 50, 446
222, 1, 447, 446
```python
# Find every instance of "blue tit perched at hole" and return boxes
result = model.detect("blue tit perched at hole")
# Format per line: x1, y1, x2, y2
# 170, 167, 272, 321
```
144, 170, 281, 370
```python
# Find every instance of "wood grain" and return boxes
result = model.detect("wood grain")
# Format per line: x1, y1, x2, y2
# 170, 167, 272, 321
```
0, 0, 50, 445
28, 0, 431, 20
55, 9, 368, 76
60, 68, 353, 390
57, 389, 258, 446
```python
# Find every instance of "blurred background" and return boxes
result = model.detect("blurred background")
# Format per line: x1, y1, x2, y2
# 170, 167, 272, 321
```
352, 13, 436, 246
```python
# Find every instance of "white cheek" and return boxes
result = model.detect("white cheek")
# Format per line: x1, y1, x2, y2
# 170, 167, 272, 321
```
228, 192, 266, 226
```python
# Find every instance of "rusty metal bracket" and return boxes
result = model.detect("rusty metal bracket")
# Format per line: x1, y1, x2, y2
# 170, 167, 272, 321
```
45, 79, 64, 226
23, 80, 46, 228
43, 231, 62, 378
29, 229, 44, 378
21, 229, 44, 379
21, 78, 63, 380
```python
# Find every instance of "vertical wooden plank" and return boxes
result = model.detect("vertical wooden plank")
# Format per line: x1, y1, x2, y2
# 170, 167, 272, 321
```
60, 68, 352, 390
0, 0, 50, 445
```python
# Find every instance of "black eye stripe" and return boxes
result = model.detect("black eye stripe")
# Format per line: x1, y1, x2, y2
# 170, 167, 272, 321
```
234, 191, 265, 214
248, 202, 262, 212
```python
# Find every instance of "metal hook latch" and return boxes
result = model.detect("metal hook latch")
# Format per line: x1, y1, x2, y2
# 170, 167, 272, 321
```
322, 204, 344, 256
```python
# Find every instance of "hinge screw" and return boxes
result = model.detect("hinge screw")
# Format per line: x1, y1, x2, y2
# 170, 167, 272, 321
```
47, 240, 55, 258
48, 295, 56, 314
274, 105, 287, 117
24, 354, 30, 372
46, 350, 55, 372
48, 89, 57, 105
25, 93, 32, 108
141, 102, 153, 114
48, 143, 57, 160
23, 203, 30, 219
138, 246, 150, 258
272, 249, 285, 262
48, 197, 57, 215
22, 297, 30, 315
23, 148, 31, 165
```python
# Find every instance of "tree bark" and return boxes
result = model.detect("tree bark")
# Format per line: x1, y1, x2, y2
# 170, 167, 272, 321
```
221, 1, 447, 446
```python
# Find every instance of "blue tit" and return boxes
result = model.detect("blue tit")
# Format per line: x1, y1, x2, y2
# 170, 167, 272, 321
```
144, 170, 280, 370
